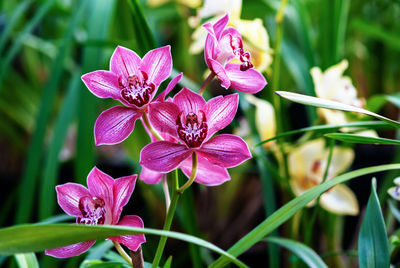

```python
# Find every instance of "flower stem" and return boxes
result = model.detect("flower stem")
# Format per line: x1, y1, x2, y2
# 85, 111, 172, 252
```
198, 72, 215, 95
162, 174, 170, 212
152, 169, 180, 268
142, 112, 163, 141
112, 241, 132, 266
130, 246, 144, 268
177, 152, 198, 194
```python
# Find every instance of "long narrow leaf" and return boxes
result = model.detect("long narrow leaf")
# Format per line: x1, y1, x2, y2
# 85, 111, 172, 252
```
14, 253, 39, 268
325, 133, 400, 146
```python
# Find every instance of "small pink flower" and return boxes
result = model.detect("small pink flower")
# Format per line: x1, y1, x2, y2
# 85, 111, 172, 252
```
45, 167, 145, 258
139, 88, 251, 186
204, 14, 267, 93
82, 45, 178, 145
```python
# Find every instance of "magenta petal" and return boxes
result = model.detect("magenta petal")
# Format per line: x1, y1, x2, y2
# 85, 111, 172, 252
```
148, 102, 180, 138
225, 64, 267, 93
87, 167, 115, 209
109, 215, 146, 252
180, 156, 230, 186
172, 88, 206, 116
205, 93, 238, 138
209, 59, 230, 89
94, 106, 142, 146
198, 134, 252, 168
81, 71, 121, 100
141, 46, 172, 86
110, 46, 141, 79
213, 13, 229, 39
140, 141, 192, 173
112, 175, 137, 223
45, 241, 95, 258
140, 167, 163, 184
155, 72, 182, 102
56, 183, 90, 217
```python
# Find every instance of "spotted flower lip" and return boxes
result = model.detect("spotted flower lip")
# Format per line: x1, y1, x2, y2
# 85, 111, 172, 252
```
81, 45, 176, 146
45, 167, 145, 258
139, 88, 251, 185
203, 14, 266, 93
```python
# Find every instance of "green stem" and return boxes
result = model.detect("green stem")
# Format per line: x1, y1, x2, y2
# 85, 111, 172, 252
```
142, 112, 163, 141
113, 241, 133, 266
152, 170, 180, 268
177, 152, 198, 193
198, 72, 215, 95
162, 174, 170, 212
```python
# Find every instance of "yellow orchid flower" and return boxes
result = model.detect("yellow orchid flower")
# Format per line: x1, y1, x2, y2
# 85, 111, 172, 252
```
245, 94, 276, 149
147, 0, 201, 8
288, 139, 359, 215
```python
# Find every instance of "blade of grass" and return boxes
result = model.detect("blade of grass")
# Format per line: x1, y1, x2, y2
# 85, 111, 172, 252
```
325, 133, 400, 145
209, 163, 400, 267
14, 253, 38, 268
15, 1, 87, 223
38, 72, 80, 220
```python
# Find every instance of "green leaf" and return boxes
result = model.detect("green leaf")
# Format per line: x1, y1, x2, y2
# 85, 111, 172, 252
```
209, 163, 400, 267
264, 237, 327, 268
0, 224, 248, 268
162, 256, 172, 268
387, 94, 400, 109
80, 260, 125, 268
388, 200, 400, 223
325, 133, 400, 145
358, 179, 389, 268
276, 91, 400, 128
14, 253, 39, 268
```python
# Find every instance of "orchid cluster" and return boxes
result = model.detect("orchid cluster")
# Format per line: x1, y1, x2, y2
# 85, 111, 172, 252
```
45, 14, 266, 263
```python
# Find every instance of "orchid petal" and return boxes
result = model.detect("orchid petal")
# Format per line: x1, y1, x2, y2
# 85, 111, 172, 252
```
113, 175, 137, 223
81, 71, 121, 100
155, 72, 182, 102
205, 93, 238, 138
94, 106, 142, 146
320, 184, 359, 215
204, 34, 217, 69
56, 183, 90, 217
87, 167, 114, 210
198, 134, 251, 168
141, 46, 172, 86
180, 156, 230, 186
148, 102, 180, 138
140, 141, 192, 173
209, 59, 230, 88
110, 46, 142, 79
225, 64, 267, 93
45, 241, 95, 258
213, 13, 229, 39
139, 167, 164, 184
109, 215, 146, 252
172, 88, 206, 115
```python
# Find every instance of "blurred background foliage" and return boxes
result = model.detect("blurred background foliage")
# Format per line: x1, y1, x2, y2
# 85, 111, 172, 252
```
0, 0, 400, 267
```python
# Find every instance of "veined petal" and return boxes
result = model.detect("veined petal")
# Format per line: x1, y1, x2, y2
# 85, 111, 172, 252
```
110, 46, 142, 78
45, 241, 95, 258
113, 175, 137, 223
209, 59, 230, 89
148, 102, 180, 138
139, 167, 164, 184
180, 156, 230, 186
81, 71, 121, 100
154, 72, 182, 102
140, 141, 192, 173
213, 13, 229, 39
198, 134, 252, 168
320, 184, 359, 215
225, 64, 266, 93
94, 106, 142, 146
109, 215, 146, 252
205, 93, 238, 138
172, 88, 206, 115
56, 183, 90, 217
204, 34, 217, 69
87, 167, 115, 210
141, 46, 172, 86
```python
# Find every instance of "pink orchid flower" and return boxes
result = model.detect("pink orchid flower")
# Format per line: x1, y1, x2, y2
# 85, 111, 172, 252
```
82, 45, 179, 145
45, 167, 145, 258
139, 88, 252, 186
203, 14, 267, 93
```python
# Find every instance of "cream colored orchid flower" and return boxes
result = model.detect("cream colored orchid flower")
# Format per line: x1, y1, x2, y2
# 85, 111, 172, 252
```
288, 139, 359, 215
189, 0, 272, 72
388, 177, 400, 201
147, 0, 201, 8
245, 94, 276, 149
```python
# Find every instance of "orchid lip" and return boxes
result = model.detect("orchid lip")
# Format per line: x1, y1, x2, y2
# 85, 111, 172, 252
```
119, 70, 155, 108
230, 35, 253, 71
176, 110, 208, 148
77, 196, 106, 225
